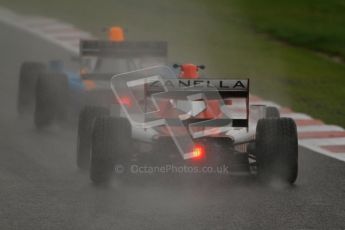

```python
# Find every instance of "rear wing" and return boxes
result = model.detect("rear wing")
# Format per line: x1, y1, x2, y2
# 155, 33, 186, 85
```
147, 79, 249, 99
80, 40, 168, 58
146, 78, 250, 128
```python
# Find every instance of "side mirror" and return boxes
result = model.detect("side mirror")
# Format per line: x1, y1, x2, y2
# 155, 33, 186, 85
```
173, 64, 180, 69
198, 65, 206, 70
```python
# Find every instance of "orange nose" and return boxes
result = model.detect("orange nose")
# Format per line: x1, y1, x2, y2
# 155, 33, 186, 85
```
108, 26, 125, 42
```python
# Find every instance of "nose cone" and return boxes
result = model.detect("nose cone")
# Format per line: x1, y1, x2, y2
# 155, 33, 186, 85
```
108, 26, 125, 42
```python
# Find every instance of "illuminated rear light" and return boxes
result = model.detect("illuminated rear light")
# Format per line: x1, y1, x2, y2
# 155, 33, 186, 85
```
192, 144, 205, 159
118, 96, 132, 107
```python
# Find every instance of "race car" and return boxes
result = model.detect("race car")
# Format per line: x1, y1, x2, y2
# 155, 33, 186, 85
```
16, 26, 168, 129
77, 64, 298, 185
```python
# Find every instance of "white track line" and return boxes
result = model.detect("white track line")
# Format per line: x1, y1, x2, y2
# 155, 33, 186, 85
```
300, 137, 345, 146
281, 113, 312, 120
300, 137, 345, 160
297, 125, 344, 132
299, 142, 345, 162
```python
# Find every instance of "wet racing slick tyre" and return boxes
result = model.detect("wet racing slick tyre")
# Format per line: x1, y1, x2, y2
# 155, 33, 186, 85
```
265, 106, 280, 118
34, 73, 69, 129
76, 106, 110, 170
255, 118, 298, 184
17, 62, 46, 115
90, 116, 131, 184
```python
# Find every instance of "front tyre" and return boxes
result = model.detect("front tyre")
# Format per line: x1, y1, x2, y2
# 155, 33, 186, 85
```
90, 116, 131, 184
34, 73, 69, 129
17, 62, 46, 115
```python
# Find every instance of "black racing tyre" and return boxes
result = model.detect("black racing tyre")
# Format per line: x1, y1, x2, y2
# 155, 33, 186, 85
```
265, 106, 280, 118
76, 106, 110, 170
90, 116, 131, 184
255, 118, 298, 184
17, 62, 46, 115
34, 73, 69, 129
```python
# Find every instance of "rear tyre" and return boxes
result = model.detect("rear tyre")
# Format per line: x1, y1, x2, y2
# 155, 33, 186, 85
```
17, 62, 46, 115
265, 106, 280, 118
76, 106, 110, 170
90, 116, 131, 184
34, 73, 69, 129
255, 118, 298, 184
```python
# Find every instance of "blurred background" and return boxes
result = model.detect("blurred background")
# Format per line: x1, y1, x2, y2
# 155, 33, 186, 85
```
1, 0, 344, 127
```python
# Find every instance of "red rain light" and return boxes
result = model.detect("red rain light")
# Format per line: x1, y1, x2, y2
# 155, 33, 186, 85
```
192, 144, 205, 159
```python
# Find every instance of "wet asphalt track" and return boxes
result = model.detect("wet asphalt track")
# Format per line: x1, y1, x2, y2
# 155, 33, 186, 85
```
0, 22, 345, 230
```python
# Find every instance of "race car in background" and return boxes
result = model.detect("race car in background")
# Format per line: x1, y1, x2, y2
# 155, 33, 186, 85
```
16, 26, 168, 129
77, 64, 298, 185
